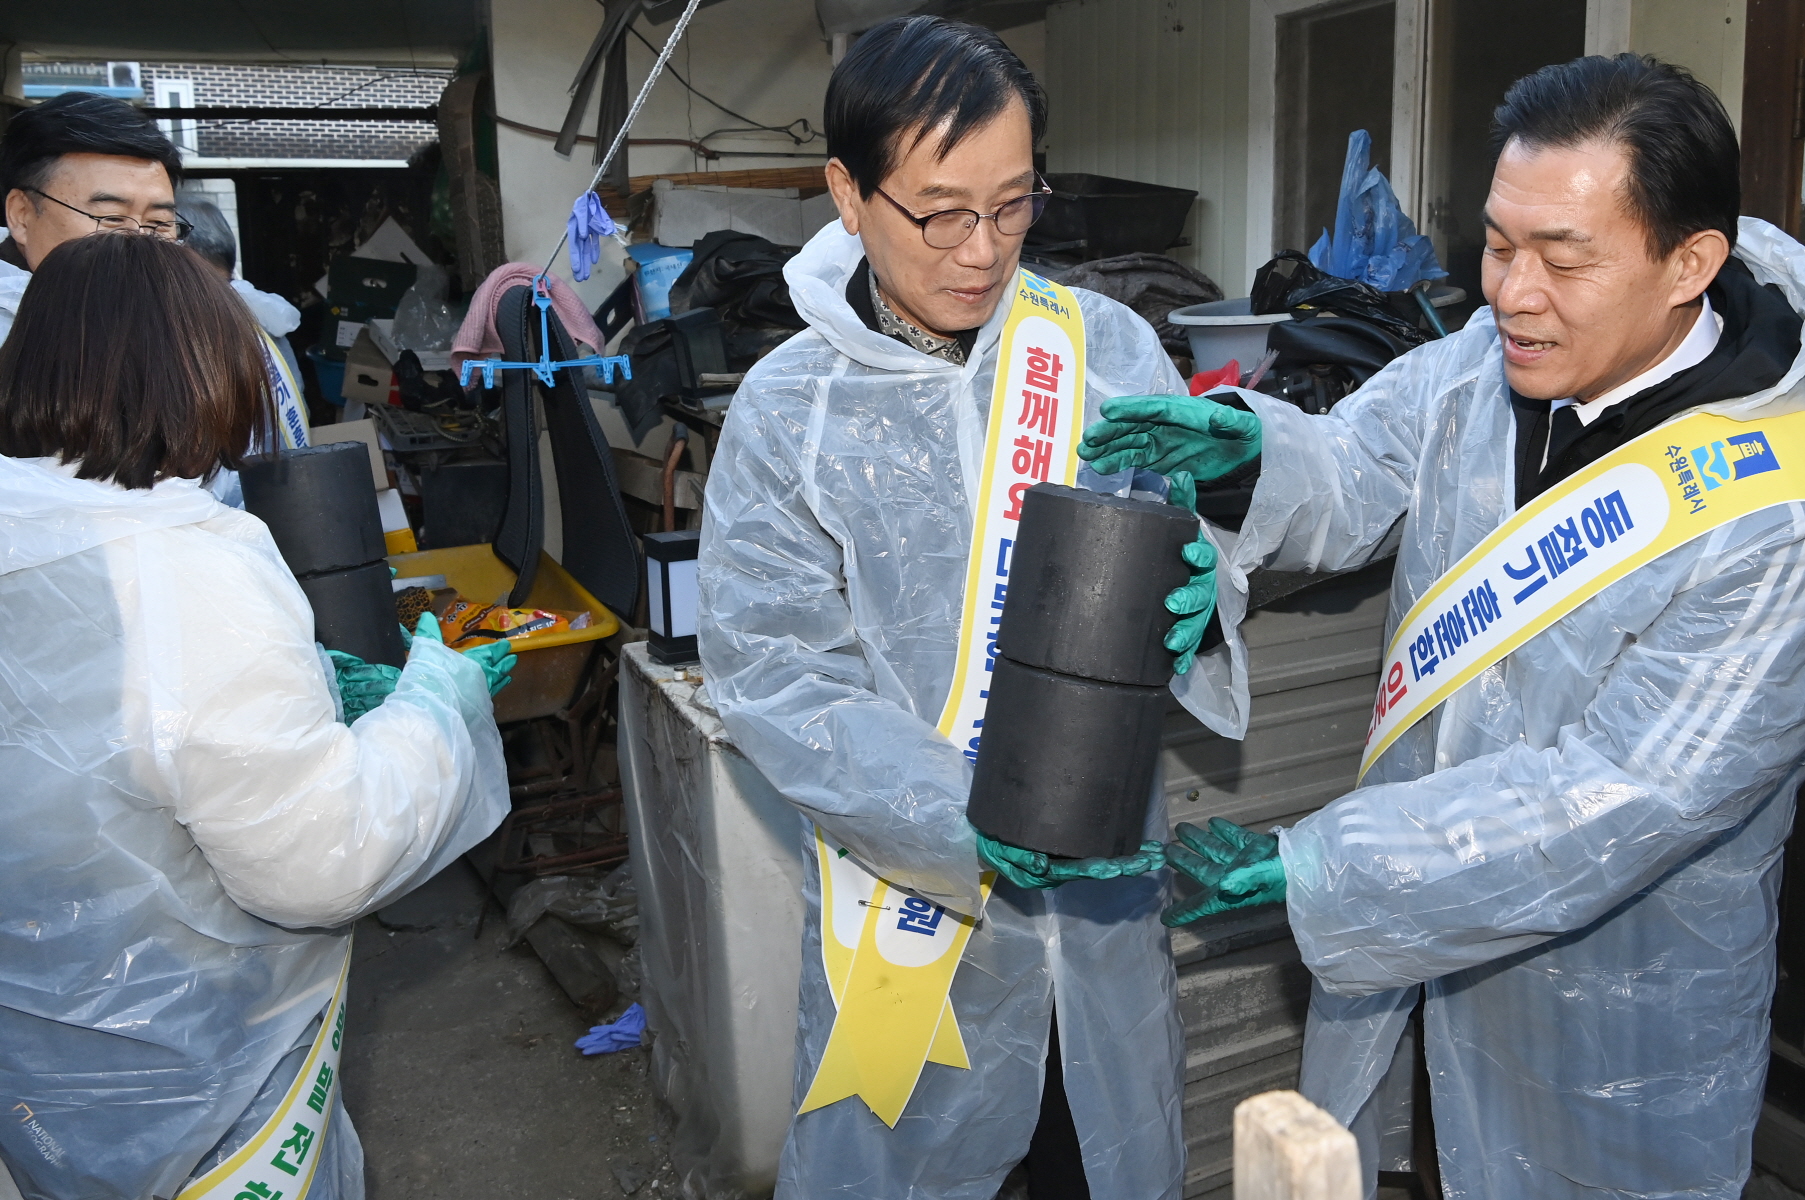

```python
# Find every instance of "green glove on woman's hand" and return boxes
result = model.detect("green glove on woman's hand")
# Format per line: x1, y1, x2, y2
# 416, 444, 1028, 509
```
326, 650, 402, 722
414, 611, 518, 696
974, 825, 1168, 890
1161, 817, 1287, 927
1163, 472, 1218, 675
1078, 395, 1262, 482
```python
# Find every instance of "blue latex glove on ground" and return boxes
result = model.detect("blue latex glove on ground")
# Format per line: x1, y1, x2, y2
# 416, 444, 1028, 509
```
975, 824, 1167, 890
1161, 817, 1287, 927
414, 611, 517, 696
1163, 472, 1218, 674
576, 1003, 647, 1055
1079, 395, 1262, 482
325, 650, 402, 722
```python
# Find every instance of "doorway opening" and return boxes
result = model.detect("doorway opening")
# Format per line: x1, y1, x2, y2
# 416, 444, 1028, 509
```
1273, 0, 1397, 256
1419, 0, 1587, 316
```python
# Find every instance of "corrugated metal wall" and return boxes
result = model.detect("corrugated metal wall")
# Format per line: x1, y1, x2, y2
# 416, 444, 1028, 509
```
1159, 560, 1393, 1197
1044, 0, 1254, 295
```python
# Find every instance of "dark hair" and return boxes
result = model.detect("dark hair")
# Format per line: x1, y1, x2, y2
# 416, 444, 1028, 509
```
0, 234, 270, 489
825, 16, 1046, 199
179, 197, 237, 273
0, 92, 183, 203
1491, 54, 1739, 259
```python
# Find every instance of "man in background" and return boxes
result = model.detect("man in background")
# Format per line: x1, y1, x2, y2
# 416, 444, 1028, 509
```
0, 91, 186, 341
179, 197, 312, 498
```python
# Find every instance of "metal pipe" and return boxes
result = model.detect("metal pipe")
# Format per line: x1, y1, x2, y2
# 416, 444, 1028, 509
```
662, 424, 690, 532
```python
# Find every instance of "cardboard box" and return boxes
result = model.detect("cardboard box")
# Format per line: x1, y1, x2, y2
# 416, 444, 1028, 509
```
320, 302, 376, 361
339, 331, 394, 408
309, 419, 388, 491
312, 217, 434, 300
327, 256, 418, 314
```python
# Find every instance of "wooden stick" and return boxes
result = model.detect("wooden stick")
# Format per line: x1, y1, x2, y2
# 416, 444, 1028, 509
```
1234, 1090, 1361, 1200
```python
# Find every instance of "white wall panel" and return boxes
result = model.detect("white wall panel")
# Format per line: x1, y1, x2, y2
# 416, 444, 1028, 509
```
1045, 0, 1254, 294
489, 0, 834, 307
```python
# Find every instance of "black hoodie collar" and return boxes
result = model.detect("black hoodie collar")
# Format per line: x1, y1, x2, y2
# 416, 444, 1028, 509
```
844, 258, 980, 362
1511, 254, 1803, 507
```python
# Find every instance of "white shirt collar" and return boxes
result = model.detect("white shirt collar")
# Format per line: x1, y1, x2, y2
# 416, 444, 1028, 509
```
1554, 294, 1722, 427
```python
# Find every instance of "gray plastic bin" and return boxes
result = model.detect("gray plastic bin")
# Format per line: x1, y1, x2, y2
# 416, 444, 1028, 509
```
1168, 297, 1293, 374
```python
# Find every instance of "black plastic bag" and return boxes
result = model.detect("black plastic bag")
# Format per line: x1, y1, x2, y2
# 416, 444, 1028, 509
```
613, 320, 682, 443
1255, 316, 1419, 415
669, 230, 805, 330
1247, 251, 1430, 414
1250, 251, 1428, 348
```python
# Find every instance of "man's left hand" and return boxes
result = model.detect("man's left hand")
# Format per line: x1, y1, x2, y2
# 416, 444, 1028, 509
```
1162, 817, 1287, 926
1079, 395, 1262, 481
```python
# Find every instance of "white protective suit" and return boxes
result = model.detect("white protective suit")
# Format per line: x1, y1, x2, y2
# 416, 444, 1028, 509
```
698, 223, 1189, 1199
0, 255, 26, 345
1177, 217, 1805, 1199
231, 277, 303, 339
0, 456, 508, 1200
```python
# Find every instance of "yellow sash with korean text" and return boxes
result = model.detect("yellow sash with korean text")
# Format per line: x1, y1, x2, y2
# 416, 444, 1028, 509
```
797, 271, 1086, 1127
1361, 407, 1805, 780
175, 945, 350, 1200
257, 328, 311, 451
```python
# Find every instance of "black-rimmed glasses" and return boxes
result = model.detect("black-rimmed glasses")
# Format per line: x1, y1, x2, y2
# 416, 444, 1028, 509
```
25, 188, 193, 242
874, 180, 1052, 250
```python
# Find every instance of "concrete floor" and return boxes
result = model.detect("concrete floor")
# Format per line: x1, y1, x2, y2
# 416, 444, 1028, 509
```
342, 859, 672, 1199
4, 868, 1803, 1200
332, 861, 1805, 1200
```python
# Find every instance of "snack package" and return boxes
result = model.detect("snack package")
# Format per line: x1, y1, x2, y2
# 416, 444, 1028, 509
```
439, 596, 591, 650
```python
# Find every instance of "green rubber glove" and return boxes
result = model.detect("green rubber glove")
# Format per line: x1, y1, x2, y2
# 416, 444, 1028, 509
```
1163, 472, 1218, 674
974, 825, 1168, 890
415, 611, 518, 696
1079, 396, 1262, 482
1161, 817, 1287, 927
325, 650, 402, 722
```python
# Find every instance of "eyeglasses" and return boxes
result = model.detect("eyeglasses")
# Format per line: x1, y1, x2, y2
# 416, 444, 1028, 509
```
874, 180, 1052, 250
25, 188, 193, 242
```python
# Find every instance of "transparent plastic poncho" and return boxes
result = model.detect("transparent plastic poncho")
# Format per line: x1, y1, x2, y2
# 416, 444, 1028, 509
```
1181, 218, 1805, 1200
0, 458, 508, 1199
697, 223, 1193, 1200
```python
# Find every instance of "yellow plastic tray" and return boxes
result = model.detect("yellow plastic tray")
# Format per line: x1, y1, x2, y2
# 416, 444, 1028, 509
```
388, 544, 621, 723
388, 543, 621, 647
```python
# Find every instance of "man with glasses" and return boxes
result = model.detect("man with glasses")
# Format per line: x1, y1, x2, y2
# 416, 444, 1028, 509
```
0, 92, 187, 342
698, 16, 1188, 1200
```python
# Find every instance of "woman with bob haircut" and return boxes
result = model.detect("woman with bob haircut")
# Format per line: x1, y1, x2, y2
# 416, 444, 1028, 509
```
0, 233, 510, 1199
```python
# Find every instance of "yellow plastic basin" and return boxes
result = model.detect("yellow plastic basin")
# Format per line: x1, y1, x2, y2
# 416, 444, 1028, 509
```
388, 543, 621, 722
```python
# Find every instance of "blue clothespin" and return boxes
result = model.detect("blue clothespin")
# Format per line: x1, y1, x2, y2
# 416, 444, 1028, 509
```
460, 274, 633, 390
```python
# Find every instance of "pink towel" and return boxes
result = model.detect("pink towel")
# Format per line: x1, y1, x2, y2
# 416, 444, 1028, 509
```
452, 262, 608, 377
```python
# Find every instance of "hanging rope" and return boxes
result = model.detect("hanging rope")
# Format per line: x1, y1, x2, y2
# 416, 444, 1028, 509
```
542, 0, 707, 277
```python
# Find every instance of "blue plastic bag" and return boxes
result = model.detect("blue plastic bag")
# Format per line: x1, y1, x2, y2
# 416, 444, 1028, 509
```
1307, 130, 1446, 292
576, 1002, 647, 1055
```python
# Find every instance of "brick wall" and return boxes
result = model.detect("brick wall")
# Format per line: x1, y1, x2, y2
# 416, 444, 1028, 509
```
137, 61, 451, 161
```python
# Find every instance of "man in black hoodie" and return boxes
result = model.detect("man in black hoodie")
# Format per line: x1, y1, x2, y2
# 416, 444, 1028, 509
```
1082, 54, 1805, 1199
